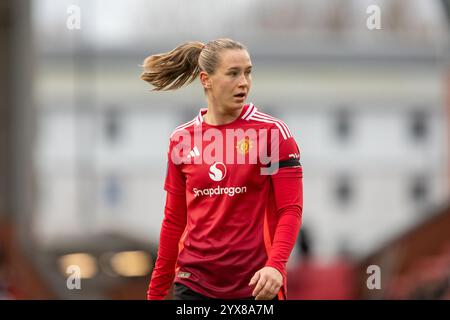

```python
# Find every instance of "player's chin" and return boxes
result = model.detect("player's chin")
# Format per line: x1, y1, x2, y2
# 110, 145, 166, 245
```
230, 97, 246, 109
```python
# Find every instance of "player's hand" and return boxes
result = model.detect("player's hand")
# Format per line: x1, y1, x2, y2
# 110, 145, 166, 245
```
248, 266, 283, 300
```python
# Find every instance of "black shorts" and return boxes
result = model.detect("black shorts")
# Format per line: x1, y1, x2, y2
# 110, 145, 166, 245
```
173, 282, 279, 300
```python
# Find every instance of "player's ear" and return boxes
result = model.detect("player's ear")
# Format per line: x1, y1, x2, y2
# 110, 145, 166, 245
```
200, 71, 212, 89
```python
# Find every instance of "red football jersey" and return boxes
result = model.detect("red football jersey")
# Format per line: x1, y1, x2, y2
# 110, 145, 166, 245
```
148, 103, 303, 299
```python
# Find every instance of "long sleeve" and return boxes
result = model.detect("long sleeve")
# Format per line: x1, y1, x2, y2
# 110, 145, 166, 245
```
147, 191, 187, 300
265, 166, 303, 281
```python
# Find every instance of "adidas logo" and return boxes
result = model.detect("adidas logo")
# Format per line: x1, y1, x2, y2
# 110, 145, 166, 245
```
187, 146, 200, 159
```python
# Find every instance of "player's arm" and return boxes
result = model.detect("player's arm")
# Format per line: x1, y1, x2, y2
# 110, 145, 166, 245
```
250, 165, 303, 300
147, 190, 187, 300
147, 138, 187, 300
268, 166, 303, 275
251, 127, 303, 300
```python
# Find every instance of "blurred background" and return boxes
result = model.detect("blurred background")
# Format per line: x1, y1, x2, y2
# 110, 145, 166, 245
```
0, 0, 449, 299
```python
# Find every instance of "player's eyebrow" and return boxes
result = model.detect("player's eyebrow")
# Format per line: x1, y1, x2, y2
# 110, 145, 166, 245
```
227, 65, 252, 71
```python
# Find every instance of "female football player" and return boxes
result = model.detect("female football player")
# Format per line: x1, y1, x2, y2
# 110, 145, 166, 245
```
141, 38, 303, 300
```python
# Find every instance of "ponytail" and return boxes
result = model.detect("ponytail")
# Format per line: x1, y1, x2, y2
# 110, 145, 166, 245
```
141, 41, 204, 91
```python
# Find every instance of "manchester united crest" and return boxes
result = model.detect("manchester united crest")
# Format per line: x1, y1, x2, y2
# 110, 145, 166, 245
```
236, 138, 252, 155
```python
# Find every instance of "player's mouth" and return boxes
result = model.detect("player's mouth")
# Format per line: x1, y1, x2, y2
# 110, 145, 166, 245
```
233, 92, 246, 101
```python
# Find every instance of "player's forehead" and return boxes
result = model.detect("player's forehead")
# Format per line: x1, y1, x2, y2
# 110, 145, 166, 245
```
216, 49, 252, 71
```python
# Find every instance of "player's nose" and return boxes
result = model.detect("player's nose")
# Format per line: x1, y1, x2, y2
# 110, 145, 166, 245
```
238, 74, 249, 88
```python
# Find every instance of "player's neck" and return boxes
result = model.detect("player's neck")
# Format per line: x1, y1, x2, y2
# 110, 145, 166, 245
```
203, 104, 242, 126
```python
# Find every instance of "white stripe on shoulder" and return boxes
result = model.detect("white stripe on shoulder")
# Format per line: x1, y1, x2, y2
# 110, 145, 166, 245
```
170, 119, 195, 138
196, 108, 207, 125
174, 119, 196, 131
246, 106, 257, 120
254, 111, 293, 138
241, 103, 255, 120
249, 115, 288, 140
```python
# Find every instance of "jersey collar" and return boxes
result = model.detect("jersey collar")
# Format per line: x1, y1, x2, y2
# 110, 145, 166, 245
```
194, 103, 256, 126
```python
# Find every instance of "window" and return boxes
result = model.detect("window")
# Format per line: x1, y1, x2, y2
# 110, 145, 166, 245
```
409, 109, 428, 142
103, 174, 122, 208
334, 108, 352, 142
410, 176, 428, 204
335, 175, 353, 206
104, 107, 122, 143
296, 226, 312, 257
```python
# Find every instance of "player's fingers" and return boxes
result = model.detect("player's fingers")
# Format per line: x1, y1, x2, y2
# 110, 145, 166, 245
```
255, 280, 273, 300
252, 276, 267, 297
252, 278, 267, 297
270, 283, 280, 296
255, 289, 272, 300
249, 271, 260, 287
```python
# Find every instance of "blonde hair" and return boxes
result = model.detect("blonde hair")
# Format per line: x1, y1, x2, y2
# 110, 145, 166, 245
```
140, 38, 246, 91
